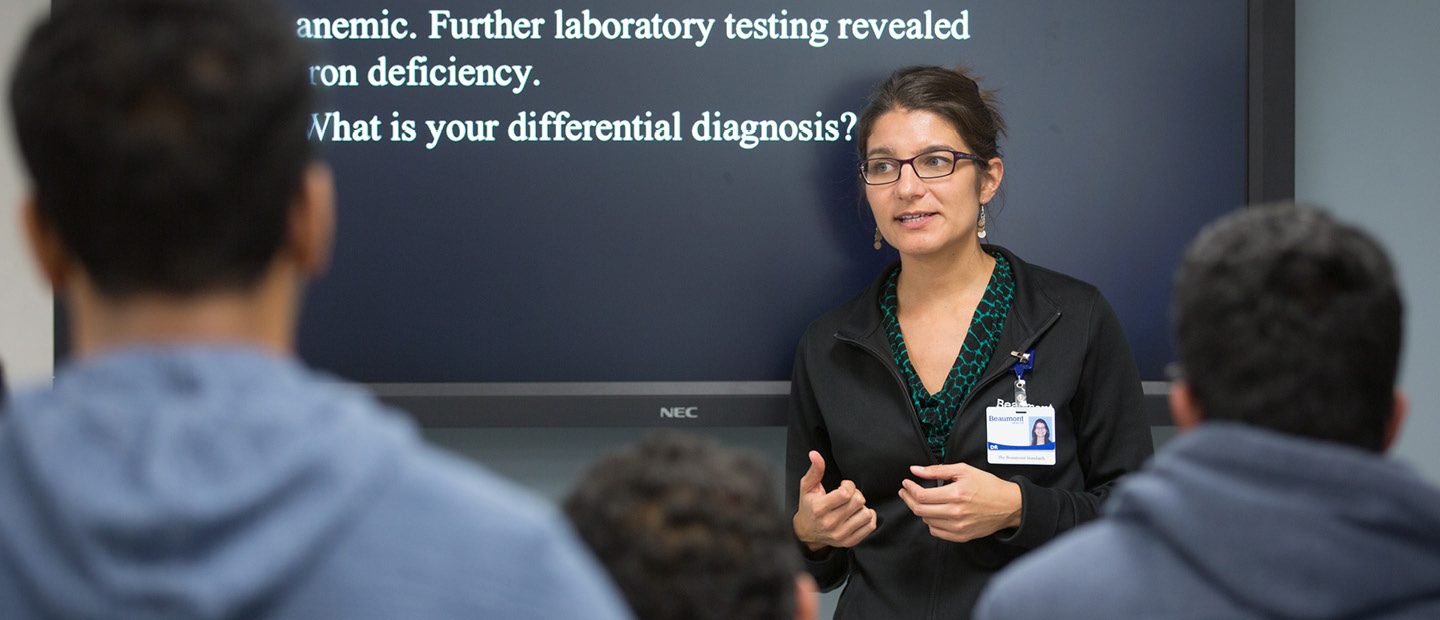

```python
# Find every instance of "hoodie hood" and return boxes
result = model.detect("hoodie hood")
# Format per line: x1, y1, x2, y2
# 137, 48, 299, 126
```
0, 347, 410, 619
1109, 423, 1440, 619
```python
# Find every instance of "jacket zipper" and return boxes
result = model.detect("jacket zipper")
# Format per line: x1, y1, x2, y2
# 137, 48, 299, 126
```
834, 332, 954, 620
833, 333, 936, 465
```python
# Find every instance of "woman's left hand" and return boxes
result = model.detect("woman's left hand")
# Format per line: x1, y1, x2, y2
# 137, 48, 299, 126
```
899, 463, 1022, 543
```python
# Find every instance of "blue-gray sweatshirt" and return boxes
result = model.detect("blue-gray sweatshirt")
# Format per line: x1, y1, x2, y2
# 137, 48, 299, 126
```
976, 423, 1440, 619
0, 347, 634, 620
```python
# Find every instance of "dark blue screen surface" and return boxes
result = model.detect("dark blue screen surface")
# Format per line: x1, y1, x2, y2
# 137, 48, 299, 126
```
292, 0, 1247, 385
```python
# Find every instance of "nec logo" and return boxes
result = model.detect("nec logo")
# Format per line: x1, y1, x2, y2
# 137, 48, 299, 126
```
660, 406, 699, 419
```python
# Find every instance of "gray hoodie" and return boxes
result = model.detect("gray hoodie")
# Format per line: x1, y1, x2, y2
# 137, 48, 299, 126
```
976, 423, 1440, 619
0, 347, 632, 620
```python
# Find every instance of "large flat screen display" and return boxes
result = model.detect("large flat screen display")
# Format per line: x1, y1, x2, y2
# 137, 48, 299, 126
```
288, 0, 1254, 425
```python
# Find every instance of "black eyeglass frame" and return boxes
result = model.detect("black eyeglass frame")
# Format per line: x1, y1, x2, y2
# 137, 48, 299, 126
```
859, 149, 986, 185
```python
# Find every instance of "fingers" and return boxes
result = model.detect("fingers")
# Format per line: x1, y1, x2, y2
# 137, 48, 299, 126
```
818, 485, 876, 547
797, 478, 877, 549
899, 478, 957, 505
798, 451, 826, 493
792, 453, 888, 549
834, 506, 878, 547
898, 483, 964, 538
811, 480, 867, 518
899, 472, 1024, 543
908, 462, 975, 480
927, 522, 974, 543
898, 480, 934, 516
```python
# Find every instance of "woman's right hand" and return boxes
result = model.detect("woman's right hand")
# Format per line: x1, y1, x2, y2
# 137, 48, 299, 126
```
793, 450, 878, 554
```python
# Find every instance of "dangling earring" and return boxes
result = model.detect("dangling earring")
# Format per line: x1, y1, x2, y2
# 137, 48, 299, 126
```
873, 228, 883, 250
977, 204, 988, 239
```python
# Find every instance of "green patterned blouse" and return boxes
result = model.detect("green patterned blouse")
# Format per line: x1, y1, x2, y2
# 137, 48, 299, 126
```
880, 252, 1015, 460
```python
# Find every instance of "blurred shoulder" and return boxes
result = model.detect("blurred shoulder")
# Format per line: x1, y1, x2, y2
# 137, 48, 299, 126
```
976, 519, 1159, 620
328, 443, 633, 618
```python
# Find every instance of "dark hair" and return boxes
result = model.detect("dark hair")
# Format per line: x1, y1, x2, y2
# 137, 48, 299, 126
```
9, 0, 316, 299
564, 432, 801, 620
855, 65, 1006, 174
1031, 418, 1050, 446
1171, 203, 1403, 451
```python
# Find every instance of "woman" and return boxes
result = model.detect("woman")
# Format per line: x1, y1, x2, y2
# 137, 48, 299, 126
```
787, 65, 1153, 619
1031, 418, 1051, 446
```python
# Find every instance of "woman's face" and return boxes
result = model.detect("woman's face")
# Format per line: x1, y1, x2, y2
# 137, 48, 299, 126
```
1034, 420, 1049, 440
863, 108, 1002, 259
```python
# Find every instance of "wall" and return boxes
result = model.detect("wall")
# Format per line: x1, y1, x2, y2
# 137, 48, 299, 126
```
1294, 0, 1440, 481
0, 0, 51, 388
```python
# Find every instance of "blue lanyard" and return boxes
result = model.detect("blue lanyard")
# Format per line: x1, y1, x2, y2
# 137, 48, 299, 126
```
1010, 349, 1035, 405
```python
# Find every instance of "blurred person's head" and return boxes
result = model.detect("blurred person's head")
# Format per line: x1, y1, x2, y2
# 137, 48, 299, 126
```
11, 0, 332, 354
564, 432, 818, 620
1169, 203, 1405, 452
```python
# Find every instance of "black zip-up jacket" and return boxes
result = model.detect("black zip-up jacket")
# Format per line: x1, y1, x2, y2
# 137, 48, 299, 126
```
787, 245, 1154, 620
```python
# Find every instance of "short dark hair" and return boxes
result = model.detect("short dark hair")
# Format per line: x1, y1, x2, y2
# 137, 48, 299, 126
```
855, 65, 1006, 174
10, 0, 315, 298
564, 432, 801, 620
1171, 203, 1403, 451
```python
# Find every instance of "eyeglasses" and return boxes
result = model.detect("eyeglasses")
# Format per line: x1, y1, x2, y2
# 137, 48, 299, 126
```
859, 150, 984, 185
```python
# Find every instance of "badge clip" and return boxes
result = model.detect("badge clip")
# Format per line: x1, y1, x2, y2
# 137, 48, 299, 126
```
1009, 349, 1035, 405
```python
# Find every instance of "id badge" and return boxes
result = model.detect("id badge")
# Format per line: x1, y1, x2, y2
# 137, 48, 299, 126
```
986, 403, 1057, 465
